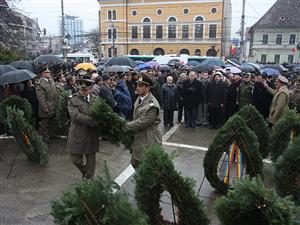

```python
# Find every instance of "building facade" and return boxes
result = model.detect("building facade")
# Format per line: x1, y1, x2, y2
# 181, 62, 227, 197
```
59, 15, 84, 47
98, 0, 232, 58
249, 0, 300, 64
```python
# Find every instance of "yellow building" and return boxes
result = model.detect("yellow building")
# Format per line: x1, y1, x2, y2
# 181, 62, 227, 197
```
98, 0, 232, 58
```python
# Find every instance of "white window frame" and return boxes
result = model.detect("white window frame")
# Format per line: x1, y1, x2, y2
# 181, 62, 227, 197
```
193, 15, 205, 39
289, 34, 297, 45
181, 24, 190, 39
208, 24, 218, 39
155, 24, 164, 39
275, 33, 283, 45
167, 16, 178, 39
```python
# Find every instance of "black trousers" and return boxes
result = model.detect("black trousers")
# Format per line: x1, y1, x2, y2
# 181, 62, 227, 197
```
209, 107, 222, 128
163, 109, 174, 125
177, 101, 184, 122
185, 106, 198, 127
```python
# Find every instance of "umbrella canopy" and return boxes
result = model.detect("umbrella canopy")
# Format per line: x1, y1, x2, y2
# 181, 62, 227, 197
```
75, 63, 96, 71
138, 64, 151, 70
260, 64, 287, 73
240, 65, 256, 73
261, 68, 280, 77
293, 67, 300, 73
10, 60, 34, 72
0, 70, 37, 85
104, 57, 137, 67
135, 60, 145, 65
200, 58, 226, 68
243, 62, 260, 70
159, 65, 172, 72
0, 65, 17, 76
187, 61, 201, 67
105, 65, 133, 73
192, 64, 215, 73
145, 61, 160, 68
33, 55, 64, 65
97, 65, 106, 72
225, 66, 241, 74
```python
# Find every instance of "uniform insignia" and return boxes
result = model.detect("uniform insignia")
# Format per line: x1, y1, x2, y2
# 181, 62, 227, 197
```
149, 103, 154, 107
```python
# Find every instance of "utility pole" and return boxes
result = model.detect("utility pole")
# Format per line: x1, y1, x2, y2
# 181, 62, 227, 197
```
61, 0, 67, 60
239, 0, 246, 62
98, 10, 102, 59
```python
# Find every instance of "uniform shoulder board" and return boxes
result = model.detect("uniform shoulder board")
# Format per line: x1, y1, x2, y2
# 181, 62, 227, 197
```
149, 100, 155, 107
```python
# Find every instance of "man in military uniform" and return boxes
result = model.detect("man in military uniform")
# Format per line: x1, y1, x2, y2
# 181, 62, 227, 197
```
124, 74, 162, 169
237, 73, 253, 108
35, 68, 57, 142
264, 75, 290, 126
66, 79, 99, 179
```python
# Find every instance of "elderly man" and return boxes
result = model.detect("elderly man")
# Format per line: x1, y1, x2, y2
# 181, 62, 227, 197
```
67, 79, 99, 179
162, 76, 177, 127
264, 75, 290, 126
125, 74, 161, 169
35, 67, 57, 142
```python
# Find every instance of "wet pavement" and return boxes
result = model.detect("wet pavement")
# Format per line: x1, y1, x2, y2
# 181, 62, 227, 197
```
0, 122, 275, 225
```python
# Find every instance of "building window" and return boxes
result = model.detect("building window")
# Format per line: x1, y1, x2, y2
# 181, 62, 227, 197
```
131, 26, 138, 39
153, 48, 165, 56
290, 34, 296, 45
112, 10, 116, 20
261, 54, 267, 64
131, 10, 137, 16
288, 55, 294, 64
195, 49, 201, 56
130, 49, 139, 55
108, 10, 112, 20
262, 34, 269, 45
108, 47, 117, 57
276, 34, 282, 45
209, 24, 217, 38
194, 16, 204, 39
143, 17, 151, 39
180, 49, 190, 55
168, 17, 177, 39
108, 28, 117, 40
156, 25, 163, 39
183, 8, 189, 15
156, 9, 163, 15
182, 25, 189, 39
211, 7, 218, 14
274, 55, 280, 64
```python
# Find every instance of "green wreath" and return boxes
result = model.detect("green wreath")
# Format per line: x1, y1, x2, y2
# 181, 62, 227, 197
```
0, 95, 33, 125
237, 105, 270, 158
269, 110, 300, 161
203, 114, 263, 194
214, 176, 298, 225
135, 145, 209, 225
55, 90, 71, 133
274, 135, 300, 205
6, 106, 48, 165
89, 97, 134, 149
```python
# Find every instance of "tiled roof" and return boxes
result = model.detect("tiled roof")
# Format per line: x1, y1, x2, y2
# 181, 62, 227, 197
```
252, 0, 300, 29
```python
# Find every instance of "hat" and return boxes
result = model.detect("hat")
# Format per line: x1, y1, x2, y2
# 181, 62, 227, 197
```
278, 75, 288, 84
137, 74, 154, 86
78, 79, 94, 90
214, 71, 223, 77
41, 67, 50, 73
243, 72, 251, 78
102, 74, 110, 81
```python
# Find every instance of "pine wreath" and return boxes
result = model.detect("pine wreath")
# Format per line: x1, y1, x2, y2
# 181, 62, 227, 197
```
55, 90, 71, 133
237, 105, 270, 158
214, 176, 298, 225
51, 164, 149, 225
134, 145, 209, 225
6, 106, 48, 165
0, 95, 34, 125
274, 135, 300, 205
89, 97, 134, 149
269, 110, 300, 161
203, 114, 263, 194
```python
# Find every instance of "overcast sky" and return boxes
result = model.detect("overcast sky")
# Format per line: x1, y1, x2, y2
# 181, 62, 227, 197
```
18, 0, 277, 38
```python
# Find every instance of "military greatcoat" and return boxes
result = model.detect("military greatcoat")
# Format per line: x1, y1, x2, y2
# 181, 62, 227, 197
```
125, 93, 162, 161
66, 93, 99, 155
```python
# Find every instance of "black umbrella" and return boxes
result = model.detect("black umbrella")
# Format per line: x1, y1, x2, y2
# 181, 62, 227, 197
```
200, 58, 226, 68
10, 60, 34, 72
260, 64, 287, 73
105, 65, 133, 73
0, 65, 17, 76
192, 64, 215, 73
187, 60, 201, 67
104, 57, 137, 67
159, 65, 172, 72
293, 67, 300, 73
0, 70, 37, 85
33, 55, 64, 65
240, 65, 256, 73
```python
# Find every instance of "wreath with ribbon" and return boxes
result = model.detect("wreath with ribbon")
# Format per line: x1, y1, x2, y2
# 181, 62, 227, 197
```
134, 145, 209, 225
203, 114, 263, 194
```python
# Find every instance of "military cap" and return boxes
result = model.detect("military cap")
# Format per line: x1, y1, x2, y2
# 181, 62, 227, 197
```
214, 71, 223, 77
278, 75, 288, 84
41, 67, 50, 73
243, 72, 251, 78
77, 79, 94, 90
137, 74, 154, 86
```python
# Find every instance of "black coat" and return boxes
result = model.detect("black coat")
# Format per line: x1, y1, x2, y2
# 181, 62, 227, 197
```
22, 86, 39, 118
162, 83, 177, 110
253, 82, 273, 118
126, 80, 137, 106
225, 81, 241, 119
182, 79, 203, 107
151, 80, 162, 106
99, 83, 117, 109
207, 81, 226, 108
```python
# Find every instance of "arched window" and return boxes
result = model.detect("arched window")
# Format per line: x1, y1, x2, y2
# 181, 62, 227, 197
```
195, 49, 201, 56
142, 17, 151, 39
108, 10, 112, 20
194, 16, 204, 39
168, 16, 177, 39
112, 10, 116, 20
153, 48, 165, 56
130, 49, 139, 55
206, 47, 217, 56
180, 49, 190, 55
